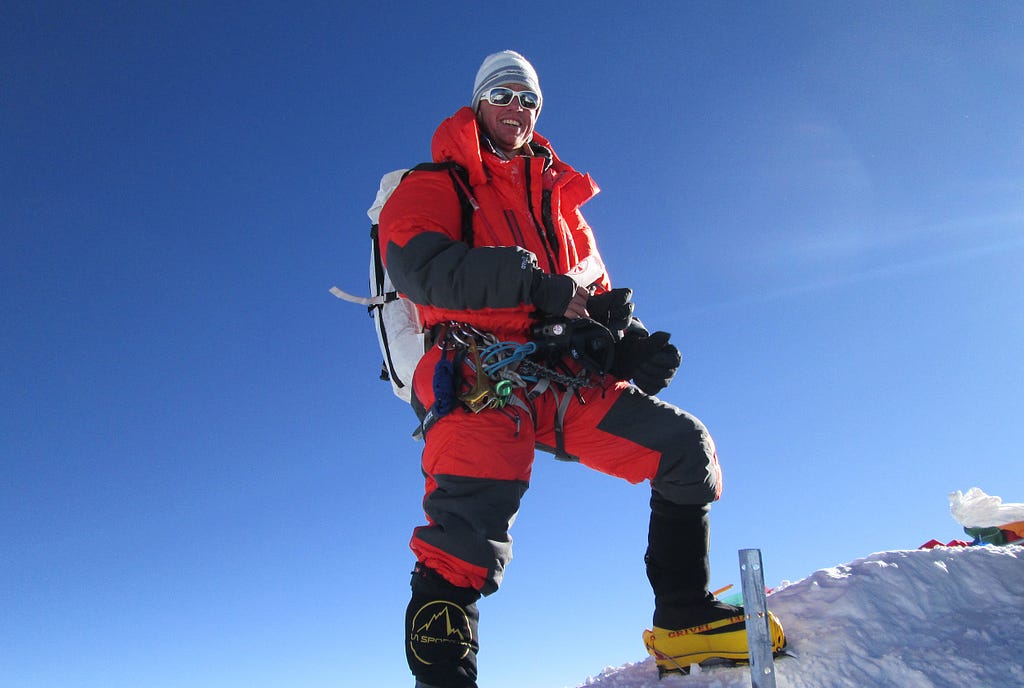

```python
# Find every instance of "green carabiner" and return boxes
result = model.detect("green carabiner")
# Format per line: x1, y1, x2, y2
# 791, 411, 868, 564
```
494, 379, 513, 407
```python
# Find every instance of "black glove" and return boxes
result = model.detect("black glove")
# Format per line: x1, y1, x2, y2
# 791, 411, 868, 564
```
610, 330, 681, 395
586, 288, 634, 332
530, 273, 577, 317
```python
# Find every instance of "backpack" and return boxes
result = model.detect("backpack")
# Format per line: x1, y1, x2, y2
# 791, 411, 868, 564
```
331, 162, 474, 403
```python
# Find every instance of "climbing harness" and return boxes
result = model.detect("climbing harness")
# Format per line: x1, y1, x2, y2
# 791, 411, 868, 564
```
414, 322, 603, 459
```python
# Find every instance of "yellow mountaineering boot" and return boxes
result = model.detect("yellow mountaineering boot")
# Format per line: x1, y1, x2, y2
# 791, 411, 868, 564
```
643, 603, 786, 676
643, 500, 786, 675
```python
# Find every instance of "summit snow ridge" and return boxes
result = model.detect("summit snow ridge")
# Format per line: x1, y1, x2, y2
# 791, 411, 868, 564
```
575, 545, 1024, 688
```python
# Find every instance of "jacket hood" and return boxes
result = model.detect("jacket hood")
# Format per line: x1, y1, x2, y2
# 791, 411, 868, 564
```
430, 107, 558, 187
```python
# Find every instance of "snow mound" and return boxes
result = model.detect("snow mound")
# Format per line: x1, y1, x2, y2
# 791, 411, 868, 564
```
576, 545, 1024, 688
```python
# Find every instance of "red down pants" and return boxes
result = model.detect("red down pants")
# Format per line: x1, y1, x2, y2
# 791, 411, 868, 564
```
409, 345, 722, 595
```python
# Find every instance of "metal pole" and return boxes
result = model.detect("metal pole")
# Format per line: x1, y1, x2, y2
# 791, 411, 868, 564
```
739, 549, 777, 688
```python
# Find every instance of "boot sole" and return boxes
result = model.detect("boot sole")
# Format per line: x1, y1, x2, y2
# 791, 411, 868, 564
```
651, 649, 791, 677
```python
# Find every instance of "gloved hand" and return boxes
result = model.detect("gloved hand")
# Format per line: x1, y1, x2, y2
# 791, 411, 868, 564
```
610, 330, 681, 395
586, 288, 634, 332
530, 273, 578, 317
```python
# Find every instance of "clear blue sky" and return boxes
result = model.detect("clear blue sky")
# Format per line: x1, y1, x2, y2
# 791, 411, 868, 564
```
3, 2, 1022, 687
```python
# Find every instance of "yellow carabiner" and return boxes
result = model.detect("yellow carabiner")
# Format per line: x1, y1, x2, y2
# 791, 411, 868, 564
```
458, 340, 493, 413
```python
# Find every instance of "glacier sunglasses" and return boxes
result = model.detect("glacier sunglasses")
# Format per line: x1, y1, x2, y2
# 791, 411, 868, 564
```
479, 86, 541, 110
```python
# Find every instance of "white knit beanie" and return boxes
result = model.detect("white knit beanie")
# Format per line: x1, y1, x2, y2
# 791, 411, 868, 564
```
471, 50, 542, 112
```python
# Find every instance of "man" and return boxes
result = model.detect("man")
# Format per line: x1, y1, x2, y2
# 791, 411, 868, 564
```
379, 50, 784, 688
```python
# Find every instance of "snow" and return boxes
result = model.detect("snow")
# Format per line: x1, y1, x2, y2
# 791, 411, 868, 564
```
574, 545, 1024, 688
949, 488, 1024, 528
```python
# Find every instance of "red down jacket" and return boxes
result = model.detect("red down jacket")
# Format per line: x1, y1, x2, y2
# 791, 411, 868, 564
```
378, 106, 610, 339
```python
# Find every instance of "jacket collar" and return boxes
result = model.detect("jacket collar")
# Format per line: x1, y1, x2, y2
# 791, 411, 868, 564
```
431, 107, 558, 185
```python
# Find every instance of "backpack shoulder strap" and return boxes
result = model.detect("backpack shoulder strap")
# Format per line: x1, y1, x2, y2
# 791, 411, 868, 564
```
403, 161, 475, 245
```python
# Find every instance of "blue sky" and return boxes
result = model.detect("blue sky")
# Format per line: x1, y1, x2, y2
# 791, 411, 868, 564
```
2, 2, 1022, 687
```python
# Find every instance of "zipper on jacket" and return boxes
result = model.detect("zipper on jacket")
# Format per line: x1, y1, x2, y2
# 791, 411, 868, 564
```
524, 158, 558, 272
502, 210, 528, 248
541, 189, 559, 254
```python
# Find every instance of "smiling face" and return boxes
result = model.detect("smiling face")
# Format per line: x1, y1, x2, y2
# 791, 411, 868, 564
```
476, 84, 539, 158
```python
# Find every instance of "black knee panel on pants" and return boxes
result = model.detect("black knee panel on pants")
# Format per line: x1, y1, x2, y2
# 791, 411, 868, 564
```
406, 565, 481, 688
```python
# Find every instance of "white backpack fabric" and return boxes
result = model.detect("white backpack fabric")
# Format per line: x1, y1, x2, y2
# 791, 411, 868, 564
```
331, 169, 423, 403
331, 164, 474, 403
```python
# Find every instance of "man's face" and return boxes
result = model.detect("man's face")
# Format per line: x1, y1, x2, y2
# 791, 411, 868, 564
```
476, 84, 539, 157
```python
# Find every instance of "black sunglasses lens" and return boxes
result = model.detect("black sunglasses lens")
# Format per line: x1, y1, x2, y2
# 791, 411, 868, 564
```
519, 92, 539, 109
